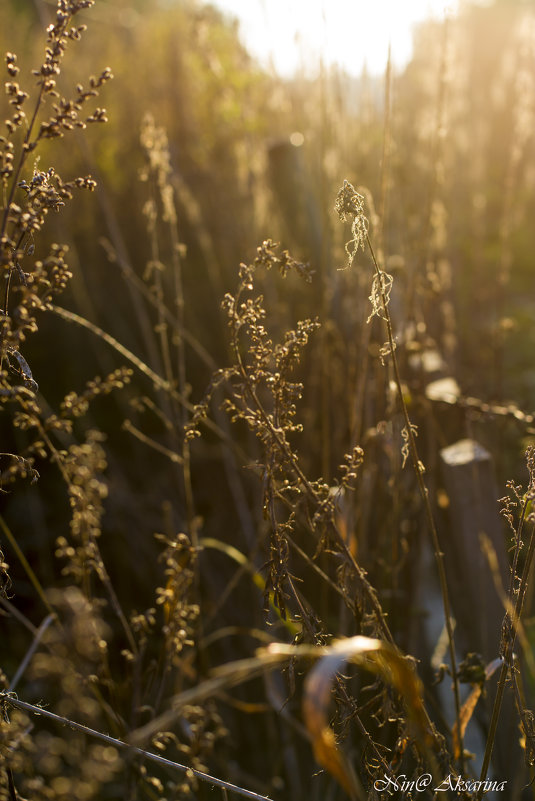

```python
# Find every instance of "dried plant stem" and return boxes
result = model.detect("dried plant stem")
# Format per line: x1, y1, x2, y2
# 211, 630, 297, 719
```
351, 49, 391, 448
9, 612, 56, 691
0, 83, 45, 243
51, 304, 248, 461
143, 146, 197, 549
100, 230, 217, 367
0, 73, 44, 326
378, 45, 392, 253
122, 419, 183, 464
37, 424, 137, 655
51, 305, 180, 396
0, 596, 38, 635
80, 140, 166, 380
166, 171, 197, 563
0, 693, 274, 801
286, 535, 352, 604
477, 512, 535, 796
231, 323, 393, 646
148, 237, 175, 411
365, 231, 464, 767
0, 514, 55, 617
227, 276, 455, 771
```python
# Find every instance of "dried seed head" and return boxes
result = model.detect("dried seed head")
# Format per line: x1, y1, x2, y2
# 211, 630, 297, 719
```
335, 180, 369, 267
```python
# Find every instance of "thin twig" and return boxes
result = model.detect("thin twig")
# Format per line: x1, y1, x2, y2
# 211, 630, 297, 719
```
9, 613, 56, 691
122, 419, 183, 464
0, 514, 55, 618
477, 515, 535, 796
50, 304, 250, 463
0, 692, 274, 801
35, 423, 138, 655
364, 231, 464, 767
0, 596, 38, 635
230, 294, 394, 646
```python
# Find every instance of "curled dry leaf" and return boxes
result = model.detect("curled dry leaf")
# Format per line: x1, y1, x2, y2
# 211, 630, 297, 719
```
132, 637, 436, 793
268, 636, 433, 799
452, 657, 502, 760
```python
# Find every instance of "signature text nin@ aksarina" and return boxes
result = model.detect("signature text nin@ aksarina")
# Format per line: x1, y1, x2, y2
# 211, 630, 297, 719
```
373, 773, 507, 794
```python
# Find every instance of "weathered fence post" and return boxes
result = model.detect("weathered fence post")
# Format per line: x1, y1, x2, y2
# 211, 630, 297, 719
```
440, 438, 519, 783
440, 438, 507, 660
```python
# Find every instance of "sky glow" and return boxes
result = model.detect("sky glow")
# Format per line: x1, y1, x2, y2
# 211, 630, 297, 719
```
211, 0, 459, 75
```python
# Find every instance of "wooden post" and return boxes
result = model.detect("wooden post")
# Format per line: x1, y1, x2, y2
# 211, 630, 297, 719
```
440, 438, 520, 782
439, 438, 507, 660
267, 137, 323, 261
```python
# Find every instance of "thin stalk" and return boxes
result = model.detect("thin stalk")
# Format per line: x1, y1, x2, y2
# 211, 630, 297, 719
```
0, 1, 81, 241
80, 138, 167, 379
166, 173, 197, 555
365, 231, 464, 768
0, 693, 274, 801
378, 45, 392, 255
0, 79, 46, 243
143, 160, 195, 554
0, 514, 55, 617
98, 236, 216, 368
477, 515, 535, 796
37, 425, 137, 655
228, 288, 459, 775
148, 222, 175, 403
230, 310, 394, 646
351, 47, 392, 450
50, 303, 249, 461
122, 419, 183, 464
284, 571, 392, 780
9, 612, 56, 691
406, 14, 449, 326
0, 596, 37, 635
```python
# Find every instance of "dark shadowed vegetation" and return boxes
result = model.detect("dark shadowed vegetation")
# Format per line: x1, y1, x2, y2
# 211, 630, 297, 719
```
1, 1, 535, 799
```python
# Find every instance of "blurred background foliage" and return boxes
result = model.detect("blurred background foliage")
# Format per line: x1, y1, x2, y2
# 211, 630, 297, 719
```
2, 0, 535, 797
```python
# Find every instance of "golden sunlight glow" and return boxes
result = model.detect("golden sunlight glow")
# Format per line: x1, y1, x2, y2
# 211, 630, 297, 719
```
211, 0, 460, 74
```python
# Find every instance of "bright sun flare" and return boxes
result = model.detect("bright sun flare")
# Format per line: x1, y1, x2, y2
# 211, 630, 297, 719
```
211, 0, 459, 75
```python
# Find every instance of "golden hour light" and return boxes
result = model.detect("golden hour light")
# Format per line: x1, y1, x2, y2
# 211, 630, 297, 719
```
1, 0, 535, 798
212, 0, 460, 74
